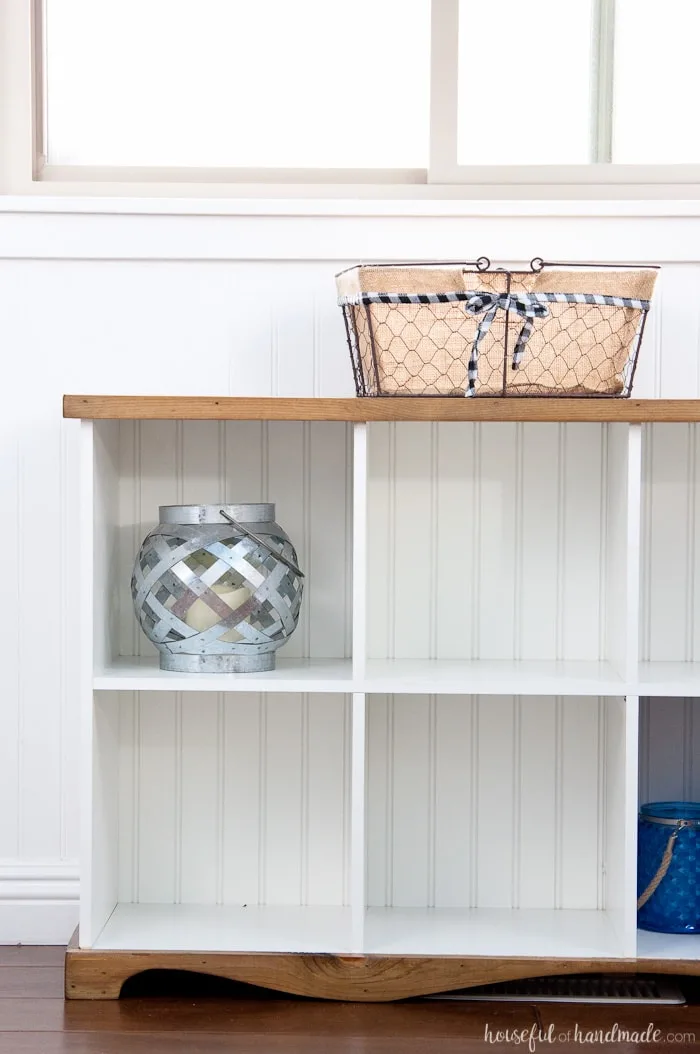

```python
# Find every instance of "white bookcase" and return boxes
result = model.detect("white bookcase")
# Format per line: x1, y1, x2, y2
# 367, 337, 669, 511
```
66, 396, 700, 999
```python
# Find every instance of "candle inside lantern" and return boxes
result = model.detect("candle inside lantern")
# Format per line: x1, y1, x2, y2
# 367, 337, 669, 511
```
185, 582, 252, 643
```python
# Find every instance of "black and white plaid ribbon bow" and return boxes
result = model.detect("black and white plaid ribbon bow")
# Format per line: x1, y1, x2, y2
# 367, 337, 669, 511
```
464, 291, 550, 395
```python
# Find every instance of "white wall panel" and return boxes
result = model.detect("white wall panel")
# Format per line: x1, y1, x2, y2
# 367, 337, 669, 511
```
179, 694, 220, 904
136, 694, 178, 903
116, 419, 352, 663
562, 425, 604, 660
367, 422, 613, 662
117, 692, 349, 908
18, 415, 64, 859
476, 696, 516, 908
366, 694, 615, 911
641, 423, 700, 662
0, 422, 20, 863
0, 206, 698, 941
435, 423, 479, 659
221, 695, 263, 906
558, 698, 602, 908
433, 695, 473, 908
639, 697, 700, 802
518, 696, 556, 909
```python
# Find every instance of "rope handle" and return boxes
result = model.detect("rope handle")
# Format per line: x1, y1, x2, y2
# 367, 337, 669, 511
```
637, 821, 683, 910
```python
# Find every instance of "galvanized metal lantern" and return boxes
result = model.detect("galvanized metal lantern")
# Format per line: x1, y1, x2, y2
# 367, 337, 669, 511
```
131, 503, 304, 673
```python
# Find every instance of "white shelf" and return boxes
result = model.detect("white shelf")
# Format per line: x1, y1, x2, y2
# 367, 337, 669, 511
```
637, 929, 700, 961
363, 908, 626, 959
94, 656, 354, 693
364, 659, 625, 696
94, 903, 630, 958
94, 656, 627, 696
637, 662, 700, 697
94, 903, 354, 953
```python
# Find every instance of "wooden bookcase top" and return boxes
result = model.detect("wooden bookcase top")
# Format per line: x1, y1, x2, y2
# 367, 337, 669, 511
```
64, 395, 700, 422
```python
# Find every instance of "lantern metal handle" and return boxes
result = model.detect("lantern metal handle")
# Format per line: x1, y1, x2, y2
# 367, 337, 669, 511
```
219, 509, 305, 578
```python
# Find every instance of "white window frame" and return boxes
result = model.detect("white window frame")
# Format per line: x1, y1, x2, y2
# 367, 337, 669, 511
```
429, 0, 700, 189
2, 0, 700, 197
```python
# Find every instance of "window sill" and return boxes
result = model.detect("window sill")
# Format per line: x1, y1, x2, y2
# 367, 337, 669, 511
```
3, 194, 700, 219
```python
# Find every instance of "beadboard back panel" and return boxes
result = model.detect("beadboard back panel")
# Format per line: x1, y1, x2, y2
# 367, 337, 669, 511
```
366, 694, 627, 912
641, 424, 700, 662
116, 421, 353, 661
367, 422, 620, 663
639, 697, 700, 802
116, 692, 351, 907
1, 202, 700, 941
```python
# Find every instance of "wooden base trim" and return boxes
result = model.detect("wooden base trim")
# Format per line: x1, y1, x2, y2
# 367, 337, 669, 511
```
65, 941, 700, 1001
63, 395, 700, 424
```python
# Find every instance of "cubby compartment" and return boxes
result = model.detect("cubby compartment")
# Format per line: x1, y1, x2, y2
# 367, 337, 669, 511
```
637, 695, 700, 961
86, 690, 355, 952
364, 422, 638, 695
363, 693, 636, 958
90, 419, 354, 692
71, 400, 700, 990
639, 423, 700, 695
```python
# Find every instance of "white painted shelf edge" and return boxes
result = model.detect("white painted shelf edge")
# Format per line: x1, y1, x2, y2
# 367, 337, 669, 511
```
92, 903, 631, 959
93, 655, 628, 695
93, 656, 355, 693
93, 903, 356, 954
94, 655, 700, 696
637, 929, 700, 962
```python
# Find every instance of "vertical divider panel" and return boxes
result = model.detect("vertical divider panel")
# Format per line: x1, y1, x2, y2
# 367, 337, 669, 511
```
624, 695, 640, 955
603, 695, 639, 956
81, 420, 120, 946
90, 694, 119, 943
78, 420, 95, 946
351, 692, 366, 952
351, 421, 368, 950
353, 424, 368, 681
621, 426, 642, 951
93, 421, 120, 672
602, 421, 641, 953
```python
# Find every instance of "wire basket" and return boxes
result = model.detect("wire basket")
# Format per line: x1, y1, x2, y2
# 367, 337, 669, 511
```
337, 257, 658, 397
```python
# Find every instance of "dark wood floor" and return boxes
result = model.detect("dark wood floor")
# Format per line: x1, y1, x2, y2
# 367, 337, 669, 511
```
2, 947, 700, 1053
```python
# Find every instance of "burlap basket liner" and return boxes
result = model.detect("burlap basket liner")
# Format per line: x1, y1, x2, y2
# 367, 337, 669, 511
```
337, 266, 657, 396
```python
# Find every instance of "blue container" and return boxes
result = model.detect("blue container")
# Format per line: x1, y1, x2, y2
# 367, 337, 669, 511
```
638, 802, 700, 934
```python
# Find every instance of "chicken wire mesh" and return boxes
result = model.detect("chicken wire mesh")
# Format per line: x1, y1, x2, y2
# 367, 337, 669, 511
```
337, 259, 658, 397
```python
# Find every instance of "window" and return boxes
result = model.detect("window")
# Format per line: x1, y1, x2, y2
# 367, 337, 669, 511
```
456, 0, 593, 166
44, 0, 430, 171
34, 0, 700, 186
613, 0, 700, 164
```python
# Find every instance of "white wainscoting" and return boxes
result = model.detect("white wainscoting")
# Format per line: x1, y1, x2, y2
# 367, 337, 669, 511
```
0, 200, 699, 942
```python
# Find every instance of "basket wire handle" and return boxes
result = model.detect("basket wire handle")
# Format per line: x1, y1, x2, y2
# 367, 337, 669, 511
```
219, 509, 305, 578
637, 820, 684, 910
530, 257, 660, 272
334, 259, 492, 278
337, 257, 659, 278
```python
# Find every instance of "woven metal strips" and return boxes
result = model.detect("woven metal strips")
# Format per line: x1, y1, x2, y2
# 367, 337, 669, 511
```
131, 518, 303, 673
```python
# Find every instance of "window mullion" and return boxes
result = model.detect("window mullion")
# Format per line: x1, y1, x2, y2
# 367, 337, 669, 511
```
428, 0, 459, 182
590, 0, 616, 164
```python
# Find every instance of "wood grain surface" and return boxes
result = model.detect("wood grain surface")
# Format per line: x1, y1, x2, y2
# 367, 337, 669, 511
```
62, 395, 700, 422
2, 945, 699, 1053
65, 941, 700, 1001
